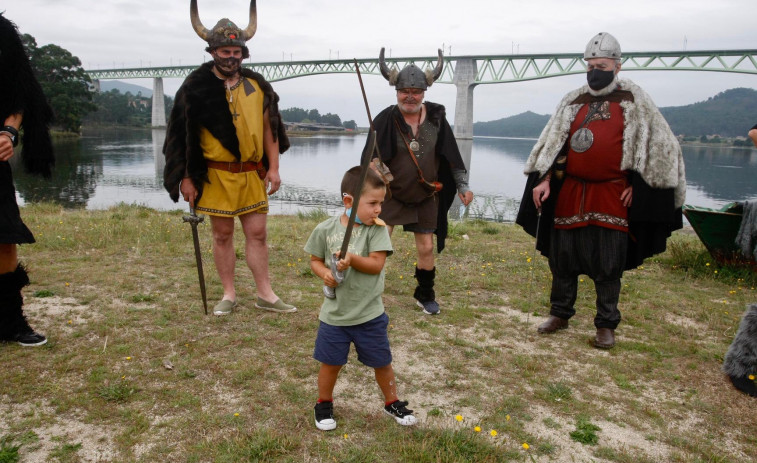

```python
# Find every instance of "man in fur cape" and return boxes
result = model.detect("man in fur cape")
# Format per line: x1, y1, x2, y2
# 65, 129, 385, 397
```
365, 48, 473, 316
163, 0, 295, 316
516, 32, 685, 349
0, 12, 55, 346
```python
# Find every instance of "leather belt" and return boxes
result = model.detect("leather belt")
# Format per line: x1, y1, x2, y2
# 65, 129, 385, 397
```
207, 160, 262, 174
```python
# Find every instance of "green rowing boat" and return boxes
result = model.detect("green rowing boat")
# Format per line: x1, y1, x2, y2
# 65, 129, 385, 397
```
682, 203, 754, 267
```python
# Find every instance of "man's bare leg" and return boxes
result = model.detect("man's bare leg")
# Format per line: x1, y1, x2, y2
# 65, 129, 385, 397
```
209, 215, 237, 302
239, 212, 277, 302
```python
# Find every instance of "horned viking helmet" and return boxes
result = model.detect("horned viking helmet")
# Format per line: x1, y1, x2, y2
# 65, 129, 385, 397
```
583, 32, 621, 61
379, 48, 444, 90
190, 0, 257, 57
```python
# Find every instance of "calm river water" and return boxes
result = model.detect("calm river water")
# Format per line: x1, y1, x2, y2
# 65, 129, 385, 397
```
12, 128, 757, 221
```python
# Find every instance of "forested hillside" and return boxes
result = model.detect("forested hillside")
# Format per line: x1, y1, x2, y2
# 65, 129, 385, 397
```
660, 88, 757, 137
473, 87, 757, 138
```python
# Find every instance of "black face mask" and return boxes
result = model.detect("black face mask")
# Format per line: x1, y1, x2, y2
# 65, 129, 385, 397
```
213, 55, 242, 77
587, 68, 615, 90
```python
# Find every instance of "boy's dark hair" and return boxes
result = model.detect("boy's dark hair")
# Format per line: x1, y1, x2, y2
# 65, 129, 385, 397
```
340, 166, 386, 196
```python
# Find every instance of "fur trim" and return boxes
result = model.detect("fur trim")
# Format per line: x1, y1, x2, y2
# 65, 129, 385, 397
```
0, 13, 54, 178
524, 78, 686, 208
0, 263, 30, 292
388, 69, 398, 86
587, 75, 619, 97
163, 62, 289, 203
0, 264, 32, 340
413, 267, 436, 302
424, 70, 435, 87
723, 304, 757, 378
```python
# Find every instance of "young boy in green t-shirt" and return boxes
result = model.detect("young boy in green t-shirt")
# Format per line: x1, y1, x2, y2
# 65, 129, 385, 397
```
304, 166, 417, 431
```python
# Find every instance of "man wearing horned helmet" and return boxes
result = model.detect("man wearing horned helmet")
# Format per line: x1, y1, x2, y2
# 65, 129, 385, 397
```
164, 0, 295, 315
516, 32, 685, 348
366, 49, 473, 316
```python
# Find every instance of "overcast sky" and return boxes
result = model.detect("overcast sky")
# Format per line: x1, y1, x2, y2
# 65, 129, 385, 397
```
5, 0, 757, 125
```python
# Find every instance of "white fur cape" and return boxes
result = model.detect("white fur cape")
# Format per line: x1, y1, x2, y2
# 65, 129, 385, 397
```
524, 78, 686, 208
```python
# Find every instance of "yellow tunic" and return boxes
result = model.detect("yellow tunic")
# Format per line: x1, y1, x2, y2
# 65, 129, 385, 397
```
195, 78, 268, 216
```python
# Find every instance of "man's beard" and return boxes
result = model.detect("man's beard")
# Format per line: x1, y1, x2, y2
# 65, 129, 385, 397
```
399, 99, 422, 114
213, 56, 242, 77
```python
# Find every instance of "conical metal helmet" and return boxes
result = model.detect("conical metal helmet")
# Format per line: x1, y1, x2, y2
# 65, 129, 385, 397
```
583, 32, 621, 60
378, 48, 444, 90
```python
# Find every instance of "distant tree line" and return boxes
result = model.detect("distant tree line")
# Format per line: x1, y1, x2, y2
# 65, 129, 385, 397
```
23, 34, 95, 133
83, 90, 173, 127
281, 107, 357, 130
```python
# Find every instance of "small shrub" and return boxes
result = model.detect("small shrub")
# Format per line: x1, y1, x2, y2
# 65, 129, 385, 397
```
96, 382, 137, 403
570, 416, 601, 445
33, 289, 55, 298
545, 381, 572, 402
0, 437, 20, 463
130, 293, 155, 303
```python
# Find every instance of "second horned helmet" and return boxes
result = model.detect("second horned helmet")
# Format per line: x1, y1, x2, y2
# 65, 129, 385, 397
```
379, 48, 444, 90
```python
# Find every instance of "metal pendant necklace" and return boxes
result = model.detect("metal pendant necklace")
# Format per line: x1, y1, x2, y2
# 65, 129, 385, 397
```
409, 106, 423, 152
226, 77, 243, 120
570, 102, 603, 153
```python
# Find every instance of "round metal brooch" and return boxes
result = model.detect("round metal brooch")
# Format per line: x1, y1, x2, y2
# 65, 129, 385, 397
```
570, 128, 594, 153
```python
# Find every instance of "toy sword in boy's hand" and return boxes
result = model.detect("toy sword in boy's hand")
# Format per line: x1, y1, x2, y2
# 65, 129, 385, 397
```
323, 130, 376, 299
183, 207, 208, 314
322, 59, 384, 299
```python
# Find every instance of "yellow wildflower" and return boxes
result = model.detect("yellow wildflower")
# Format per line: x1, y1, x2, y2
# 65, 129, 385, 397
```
474, 426, 481, 432
522, 443, 530, 450
455, 414, 464, 422
490, 430, 498, 437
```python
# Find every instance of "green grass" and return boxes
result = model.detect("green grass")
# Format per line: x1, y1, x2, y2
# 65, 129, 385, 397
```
1, 203, 756, 461
569, 416, 601, 445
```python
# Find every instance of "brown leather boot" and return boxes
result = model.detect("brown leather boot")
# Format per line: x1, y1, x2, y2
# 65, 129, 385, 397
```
594, 328, 615, 349
537, 316, 569, 334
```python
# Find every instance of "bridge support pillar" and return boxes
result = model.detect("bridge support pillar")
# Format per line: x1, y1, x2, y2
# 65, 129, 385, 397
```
452, 58, 477, 140
151, 77, 166, 128
92, 79, 101, 93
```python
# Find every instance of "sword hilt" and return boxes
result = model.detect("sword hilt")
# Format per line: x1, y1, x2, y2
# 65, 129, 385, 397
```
322, 252, 346, 299
183, 208, 205, 225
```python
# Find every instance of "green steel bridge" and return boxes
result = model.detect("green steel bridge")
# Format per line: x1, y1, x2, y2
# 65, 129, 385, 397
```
86, 49, 757, 137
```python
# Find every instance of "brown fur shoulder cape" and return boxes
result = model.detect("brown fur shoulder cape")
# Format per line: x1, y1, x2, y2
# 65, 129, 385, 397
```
162, 62, 289, 203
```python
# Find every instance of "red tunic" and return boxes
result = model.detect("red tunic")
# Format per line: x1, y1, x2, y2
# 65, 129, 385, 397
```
554, 100, 629, 232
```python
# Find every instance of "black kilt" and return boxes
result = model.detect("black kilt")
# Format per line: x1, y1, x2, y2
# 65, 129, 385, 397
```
0, 162, 35, 244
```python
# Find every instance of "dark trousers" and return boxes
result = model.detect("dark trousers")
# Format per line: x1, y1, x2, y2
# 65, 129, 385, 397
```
548, 226, 627, 329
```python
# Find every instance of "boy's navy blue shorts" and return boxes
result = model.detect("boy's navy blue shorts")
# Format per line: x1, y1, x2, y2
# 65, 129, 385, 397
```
314, 312, 392, 368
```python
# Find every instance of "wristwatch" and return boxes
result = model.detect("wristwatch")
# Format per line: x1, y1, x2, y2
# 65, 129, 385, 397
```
1, 126, 19, 147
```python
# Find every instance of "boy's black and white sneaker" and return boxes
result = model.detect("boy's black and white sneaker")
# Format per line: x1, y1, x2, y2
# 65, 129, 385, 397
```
314, 401, 337, 431
384, 400, 417, 426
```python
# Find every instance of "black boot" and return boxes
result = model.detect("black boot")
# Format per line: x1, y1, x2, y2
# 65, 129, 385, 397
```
413, 267, 440, 315
0, 264, 46, 346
